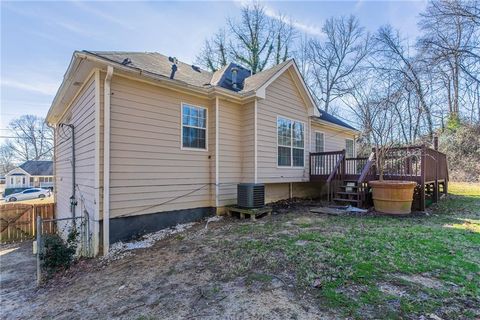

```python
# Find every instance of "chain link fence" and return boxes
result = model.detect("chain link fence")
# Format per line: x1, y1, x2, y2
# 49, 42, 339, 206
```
35, 211, 91, 286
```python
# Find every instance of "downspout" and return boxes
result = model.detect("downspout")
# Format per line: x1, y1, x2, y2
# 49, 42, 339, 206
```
93, 69, 101, 256
215, 97, 219, 212
103, 66, 114, 256
254, 98, 258, 183
71, 125, 76, 218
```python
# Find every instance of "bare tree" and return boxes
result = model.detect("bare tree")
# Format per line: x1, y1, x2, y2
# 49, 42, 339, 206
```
418, 0, 480, 123
196, 3, 297, 73
375, 25, 434, 139
0, 145, 16, 175
3, 115, 53, 162
273, 15, 297, 65
196, 29, 229, 72
228, 2, 274, 73
294, 33, 311, 80
308, 15, 370, 113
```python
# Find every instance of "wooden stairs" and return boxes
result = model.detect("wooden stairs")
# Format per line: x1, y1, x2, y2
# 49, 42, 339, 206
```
332, 180, 362, 207
310, 145, 449, 211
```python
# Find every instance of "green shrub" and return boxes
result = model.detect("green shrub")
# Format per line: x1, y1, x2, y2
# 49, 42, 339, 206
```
41, 229, 78, 275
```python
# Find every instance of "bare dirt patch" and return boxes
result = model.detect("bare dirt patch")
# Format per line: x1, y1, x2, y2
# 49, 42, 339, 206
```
378, 282, 408, 297
397, 274, 444, 290
2, 218, 336, 319
0, 241, 37, 317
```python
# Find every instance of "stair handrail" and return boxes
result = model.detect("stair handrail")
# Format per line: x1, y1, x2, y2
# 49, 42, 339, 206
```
357, 152, 376, 184
326, 151, 346, 202
327, 153, 345, 183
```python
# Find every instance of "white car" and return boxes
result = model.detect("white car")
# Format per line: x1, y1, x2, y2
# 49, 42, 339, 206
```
5, 188, 51, 202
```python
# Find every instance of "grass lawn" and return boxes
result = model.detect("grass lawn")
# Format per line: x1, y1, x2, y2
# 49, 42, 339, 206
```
212, 182, 480, 319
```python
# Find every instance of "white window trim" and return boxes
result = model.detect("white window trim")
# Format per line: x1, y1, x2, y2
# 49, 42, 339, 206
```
314, 130, 325, 153
180, 102, 208, 152
276, 116, 306, 168
345, 138, 355, 158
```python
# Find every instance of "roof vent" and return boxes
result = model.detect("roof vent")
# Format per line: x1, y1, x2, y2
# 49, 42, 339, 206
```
192, 65, 201, 72
121, 58, 132, 65
169, 57, 178, 79
231, 67, 239, 90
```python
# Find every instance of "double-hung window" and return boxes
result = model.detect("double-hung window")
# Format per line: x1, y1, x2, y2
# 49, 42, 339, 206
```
277, 117, 304, 167
182, 104, 207, 150
315, 132, 324, 153
346, 139, 355, 158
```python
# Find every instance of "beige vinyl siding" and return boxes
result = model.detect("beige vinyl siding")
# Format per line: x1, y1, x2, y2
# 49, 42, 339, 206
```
310, 122, 356, 155
108, 76, 214, 218
55, 73, 96, 223
265, 182, 326, 203
217, 99, 243, 206
241, 101, 255, 183
257, 71, 310, 183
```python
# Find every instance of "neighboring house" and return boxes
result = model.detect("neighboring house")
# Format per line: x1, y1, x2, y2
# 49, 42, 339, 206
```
46, 51, 358, 255
5, 161, 54, 190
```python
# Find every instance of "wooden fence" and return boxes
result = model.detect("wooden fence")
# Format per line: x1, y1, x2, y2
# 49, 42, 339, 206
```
0, 203, 55, 243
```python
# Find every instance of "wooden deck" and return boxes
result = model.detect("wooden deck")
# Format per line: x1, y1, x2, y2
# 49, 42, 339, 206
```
310, 146, 449, 211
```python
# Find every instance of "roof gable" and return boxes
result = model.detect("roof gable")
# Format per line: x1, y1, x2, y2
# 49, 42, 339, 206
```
5, 167, 29, 176
18, 161, 53, 176
247, 60, 316, 115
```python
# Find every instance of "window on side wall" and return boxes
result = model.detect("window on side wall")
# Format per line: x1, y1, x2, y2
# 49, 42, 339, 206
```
181, 104, 207, 150
277, 117, 304, 167
315, 132, 324, 152
346, 139, 355, 158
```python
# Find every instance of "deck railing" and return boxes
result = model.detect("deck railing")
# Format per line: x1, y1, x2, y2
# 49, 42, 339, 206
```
310, 150, 346, 177
345, 157, 369, 176
309, 145, 449, 208
380, 146, 423, 181
424, 148, 448, 183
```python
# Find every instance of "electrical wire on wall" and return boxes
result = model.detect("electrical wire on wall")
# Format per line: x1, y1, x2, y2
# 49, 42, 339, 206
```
112, 182, 240, 219
57, 123, 77, 219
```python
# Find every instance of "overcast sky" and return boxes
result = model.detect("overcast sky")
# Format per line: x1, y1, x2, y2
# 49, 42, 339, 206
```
0, 0, 428, 141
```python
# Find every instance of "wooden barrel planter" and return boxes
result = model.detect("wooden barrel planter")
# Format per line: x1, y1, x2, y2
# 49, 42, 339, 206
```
369, 180, 417, 214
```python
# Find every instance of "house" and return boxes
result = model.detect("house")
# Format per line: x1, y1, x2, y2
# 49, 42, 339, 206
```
5, 160, 54, 191
46, 51, 359, 256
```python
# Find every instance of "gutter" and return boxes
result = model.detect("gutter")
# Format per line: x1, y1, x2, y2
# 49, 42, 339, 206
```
48, 51, 259, 125
103, 65, 114, 256
311, 117, 360, 136
75, 52, 256, 102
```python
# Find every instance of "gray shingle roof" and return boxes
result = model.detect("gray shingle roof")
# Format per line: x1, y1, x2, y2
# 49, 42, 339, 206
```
85, 51, 213, 88
312, 111, 358, 131
20, 161, 53, 176
82, 51, 356, 130
241, 60, 292, 93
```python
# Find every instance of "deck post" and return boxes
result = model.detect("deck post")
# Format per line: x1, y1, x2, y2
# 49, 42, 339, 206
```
434, 149, 439, 203
420, 145, 426, 211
